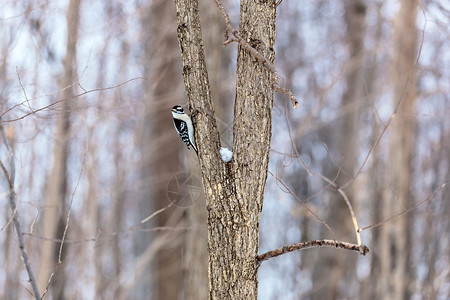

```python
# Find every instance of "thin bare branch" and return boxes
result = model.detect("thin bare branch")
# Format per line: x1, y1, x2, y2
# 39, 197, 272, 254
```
359, 181, 448, 232
16, 67, 34, 113
58, 142, 88, 263
0, 77, 144, 123
23, 224, 199, 245
0, 4, 48, 20
141, 202, 174, 224
257, 239, 369, 265
340, 8, 426, 190
268, 171, 336, 241
283, 106, 363, 247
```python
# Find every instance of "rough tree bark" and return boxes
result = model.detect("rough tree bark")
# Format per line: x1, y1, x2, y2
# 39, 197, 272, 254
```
183, 0, 225, 298
379, 0, 418, 299
174, 0, 275, 298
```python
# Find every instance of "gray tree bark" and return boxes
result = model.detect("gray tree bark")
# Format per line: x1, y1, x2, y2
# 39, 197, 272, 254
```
174, 0, 276, 298
183, 0, 225, 299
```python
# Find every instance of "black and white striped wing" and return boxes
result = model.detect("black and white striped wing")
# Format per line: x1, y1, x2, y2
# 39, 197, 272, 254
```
173, 118, 192, 150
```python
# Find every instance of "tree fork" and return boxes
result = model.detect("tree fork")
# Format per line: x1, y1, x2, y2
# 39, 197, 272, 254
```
174, 0, 275, 298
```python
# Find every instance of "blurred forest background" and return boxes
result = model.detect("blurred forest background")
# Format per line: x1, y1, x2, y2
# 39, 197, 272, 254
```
0, 0, 448, 299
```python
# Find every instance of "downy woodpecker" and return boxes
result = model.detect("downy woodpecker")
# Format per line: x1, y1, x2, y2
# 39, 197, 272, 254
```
171, 105, 197, 154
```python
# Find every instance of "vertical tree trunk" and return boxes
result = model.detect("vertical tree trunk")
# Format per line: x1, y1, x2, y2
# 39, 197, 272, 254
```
311, 1, 366, 298
139, 1, 184, 298
0, 31, 19, 300
37, 0, 81, 297
174, 0, 275, 298
379, 0, 418, 299
183, 0, 224, 298
363, 4, 384, 298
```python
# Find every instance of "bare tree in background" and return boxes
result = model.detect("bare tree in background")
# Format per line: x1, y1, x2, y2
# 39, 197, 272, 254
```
37, 0, 81, 297
378, 0, 418, 298
136, 0, 185, 298
311, 1, 367, 298
148, 1, 184, 298
89, 3, 129, 298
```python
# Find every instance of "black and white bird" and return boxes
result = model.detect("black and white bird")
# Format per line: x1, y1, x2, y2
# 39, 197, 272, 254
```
171, 105, 197, 154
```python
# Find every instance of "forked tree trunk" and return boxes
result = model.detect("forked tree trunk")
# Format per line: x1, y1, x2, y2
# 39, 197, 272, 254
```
174, 0, 275, 298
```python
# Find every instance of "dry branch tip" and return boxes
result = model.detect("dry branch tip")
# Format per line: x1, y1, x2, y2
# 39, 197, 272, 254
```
213, 0, 299, 109
257, 239, 370, 265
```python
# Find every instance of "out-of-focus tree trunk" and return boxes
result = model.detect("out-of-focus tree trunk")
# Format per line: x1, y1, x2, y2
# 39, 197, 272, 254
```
0, 28, 18, 300
362, 4, 384, 299
422, 129, 449, 299
311, 1, 366, 298
37, 0, 81, 298
137, 1, 184, 299
91, 7, 128, 296
378, 0, 418, 299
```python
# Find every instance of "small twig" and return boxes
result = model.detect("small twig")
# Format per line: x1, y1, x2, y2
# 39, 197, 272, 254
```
340, 107, 396, 190
359, 181, 448, 232
283, 108, 363, 248
268, 170, 336, 241
58, 142, 88, 263
16, 67, 34, 113
257, 239, 369, 265
340, 8, 425, 190
40, 141, 89, 299
23, 232, 98, 244
336, 186, 362, 247
212, 0, 299, 108
141, 202, 174, 224
1, 77, 144, 123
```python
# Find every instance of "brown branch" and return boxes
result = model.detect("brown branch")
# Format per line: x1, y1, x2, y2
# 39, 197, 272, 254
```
257, 239, 369, 264
212, 0, 299, 109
